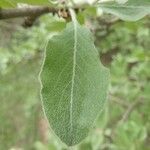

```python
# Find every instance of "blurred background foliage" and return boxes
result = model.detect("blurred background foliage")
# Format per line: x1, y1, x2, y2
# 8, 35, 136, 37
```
0, 8, 150, 150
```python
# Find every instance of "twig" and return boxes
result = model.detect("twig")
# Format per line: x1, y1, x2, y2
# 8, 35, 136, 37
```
110, 94, 129, 108
119, 98, 144, 124
0, 6, 58, 19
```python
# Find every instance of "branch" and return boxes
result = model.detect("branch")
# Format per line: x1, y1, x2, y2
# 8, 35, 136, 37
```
119, 97, 144, 124
110, 94, 129, 108
0, 6, 58, 20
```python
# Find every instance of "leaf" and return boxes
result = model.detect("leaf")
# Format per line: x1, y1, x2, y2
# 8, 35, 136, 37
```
40, 22, 109, 146
0, 0, 52, 8
99, 0, 150, 21
46, 21, 66, 32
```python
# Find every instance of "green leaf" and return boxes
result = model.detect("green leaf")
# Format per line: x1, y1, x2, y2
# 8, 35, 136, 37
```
0, 0, 52, 8
99, 0, 150, 21
46, 21, 66, 32
40, 22, 109, 146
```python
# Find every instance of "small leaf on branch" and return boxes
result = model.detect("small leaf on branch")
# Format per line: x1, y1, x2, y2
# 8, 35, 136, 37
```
98, 0, 150, 21
0, 0, 53, 8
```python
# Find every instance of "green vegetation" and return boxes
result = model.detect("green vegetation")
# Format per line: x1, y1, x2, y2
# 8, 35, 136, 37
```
0, 14, 149, 149
0, 1, 150, 149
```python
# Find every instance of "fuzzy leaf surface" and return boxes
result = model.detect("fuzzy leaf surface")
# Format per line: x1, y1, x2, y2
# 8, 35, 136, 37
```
40, 22, 109, 146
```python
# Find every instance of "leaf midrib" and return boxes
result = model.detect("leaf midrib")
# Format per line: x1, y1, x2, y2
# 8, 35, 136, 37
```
70, 14, 78, 135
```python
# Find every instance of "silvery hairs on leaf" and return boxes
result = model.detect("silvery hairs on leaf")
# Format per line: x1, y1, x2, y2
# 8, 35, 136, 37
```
40, 16, 109, 146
